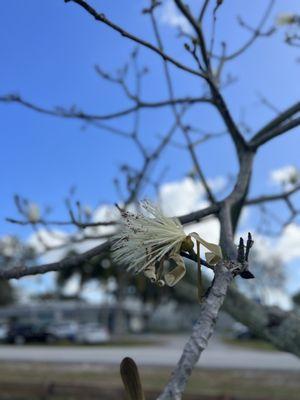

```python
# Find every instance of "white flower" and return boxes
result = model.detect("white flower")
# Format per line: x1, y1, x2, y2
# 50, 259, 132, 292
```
112, 201, 187, 273
112, 201, 223, 287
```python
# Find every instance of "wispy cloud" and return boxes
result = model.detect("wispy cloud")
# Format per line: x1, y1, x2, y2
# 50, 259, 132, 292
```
159, 0, 192, 34
270, 165, 300, 188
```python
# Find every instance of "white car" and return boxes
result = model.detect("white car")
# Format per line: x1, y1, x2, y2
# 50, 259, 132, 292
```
76, 323, 109, 344
48, 322, 79, 341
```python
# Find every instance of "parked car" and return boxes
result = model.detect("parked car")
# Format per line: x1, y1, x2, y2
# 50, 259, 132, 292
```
0, 324, 8, 342
6, 323, 58, 345
76, 323, 109, 344
48, 322, 79, 341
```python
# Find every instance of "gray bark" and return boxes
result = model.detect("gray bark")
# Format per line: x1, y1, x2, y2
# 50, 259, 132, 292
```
223, 285, 300, 357
157, 263, 233, 400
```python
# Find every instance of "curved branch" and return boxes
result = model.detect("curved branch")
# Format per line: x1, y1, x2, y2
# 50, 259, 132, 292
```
217, 0, 275, 62
175, 279, 300, 359
223, 285, 300, 357
174, 0, 211, 70
6, 217, 117, 228
253, 101, 300, 137
246, 183, 300, 205
179, 203, 219, 224
198, 0, 210, 23
148, 6, 216, 204
0, 241, 110, 280
1, 205, 218, 280
0, 94, 212, 122
250, 115, 300, 148
64, 0, 205, 79
209, 80, 248, 159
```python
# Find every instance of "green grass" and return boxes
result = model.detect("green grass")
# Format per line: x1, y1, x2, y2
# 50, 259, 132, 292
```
223, 337, 278, 352
0, 361, 299, 400
0, 338, 159, 348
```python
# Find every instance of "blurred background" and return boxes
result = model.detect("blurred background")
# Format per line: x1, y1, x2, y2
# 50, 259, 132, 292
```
1, 0, 300, 399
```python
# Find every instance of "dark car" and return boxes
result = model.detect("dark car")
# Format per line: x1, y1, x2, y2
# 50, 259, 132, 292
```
6, 323, 57, 345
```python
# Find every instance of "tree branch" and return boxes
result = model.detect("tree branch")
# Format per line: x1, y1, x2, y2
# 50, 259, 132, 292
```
179, 203, 219, 224
213, 0, 275, 62
157, 262, 233, 400
172, 1, 254, 160
0, 94, 212, 122
175, 279, 300, 358
246, 183, 300, 205
1, 204, 219, 280
208, 80, 248, 160
198, 0, 210, 23
223, 285, 300, 357
64, 0, 205, 79
0, 241, 110, 280
148, 5, 216, 204
173, 0, 211, 70
249, 110, 300, 150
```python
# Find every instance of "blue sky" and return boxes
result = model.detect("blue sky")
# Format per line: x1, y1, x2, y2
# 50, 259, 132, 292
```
1, 1, 300, 296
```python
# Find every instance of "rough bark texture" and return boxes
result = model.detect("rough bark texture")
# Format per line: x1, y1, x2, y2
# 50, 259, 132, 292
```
157, 263, 233, 400
175, 278, 300, 358
223, 285, 300, 357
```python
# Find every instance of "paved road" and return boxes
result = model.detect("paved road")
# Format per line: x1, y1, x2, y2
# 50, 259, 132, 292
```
0, 336, 299, 370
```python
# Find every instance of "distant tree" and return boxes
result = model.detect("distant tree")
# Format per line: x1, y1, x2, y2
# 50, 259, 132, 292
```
292, 291, 300, 307
0, 281, 15, 306
0, 236, 36, 305
56, 249, 195, 333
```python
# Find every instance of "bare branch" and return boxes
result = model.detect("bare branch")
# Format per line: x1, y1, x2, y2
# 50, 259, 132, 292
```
1, 203, 219, 280
0, 93, 212, 122
174, 0, 211, 70
209, 80, 248, 159
64, 0, 205, 78
0, 241, 110, 280
252, 116, 300, 148
223, 284, 300, 357
157, 262, 233, 400
179, 203, 219, 224
250, 101, 300, 148
176, 279, 300, 359
246, 183, 300, 205
198, 0, 210, 23
148, 6, 216, 204
212, 0, 275, 62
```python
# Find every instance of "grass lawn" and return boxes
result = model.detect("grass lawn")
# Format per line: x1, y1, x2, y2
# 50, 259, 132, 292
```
223, 337, 278, 352
0, 362, 299, 400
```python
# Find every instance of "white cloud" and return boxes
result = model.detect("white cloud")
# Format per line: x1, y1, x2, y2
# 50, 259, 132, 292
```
159, 177, 221, 245
81, 280, 104, 304
270, 165, 300, 188
263, 287, 293, 310
10, 173, 300, 304
159, 177, 208, 216
276, 223, 300, 262
158, 176, 225, 216
160, 0, 192, 34
61, 273, 104, 303
63, 273, 81, 296
25, 177, 224, 269
88, 203, 119, 237
27, 229, 70, 264
240, 223, 300, 265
